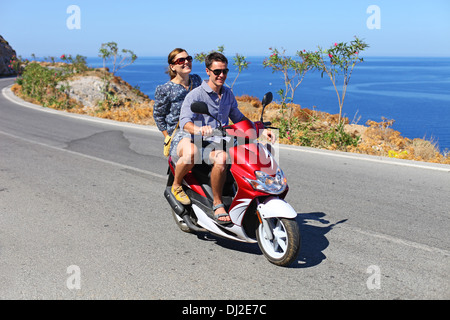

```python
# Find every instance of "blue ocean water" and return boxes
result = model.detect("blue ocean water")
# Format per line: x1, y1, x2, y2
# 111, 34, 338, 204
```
88, 56, 450, 153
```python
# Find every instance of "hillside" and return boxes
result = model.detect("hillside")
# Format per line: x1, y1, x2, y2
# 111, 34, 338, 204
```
236, 96, 449, 164
0, 35, 17, 77
10, 61, 450, 165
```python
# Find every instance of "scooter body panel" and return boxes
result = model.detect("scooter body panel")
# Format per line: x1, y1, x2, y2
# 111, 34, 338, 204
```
191, 204, 257, 243
166, 117, 296, 243
257, 197, 298, 219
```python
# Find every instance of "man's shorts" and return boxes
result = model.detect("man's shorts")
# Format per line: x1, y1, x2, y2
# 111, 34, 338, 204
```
169, 130, 228, 165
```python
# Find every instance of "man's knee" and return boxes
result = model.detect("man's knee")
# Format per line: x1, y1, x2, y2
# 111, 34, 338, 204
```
179, 142, 199, 164
211, 150, 229, 168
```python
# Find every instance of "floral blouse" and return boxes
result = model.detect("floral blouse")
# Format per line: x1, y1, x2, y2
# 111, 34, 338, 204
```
153, 74, 202, 136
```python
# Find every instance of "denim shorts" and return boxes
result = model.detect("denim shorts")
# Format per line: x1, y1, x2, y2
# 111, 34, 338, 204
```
169, 130, 227, 165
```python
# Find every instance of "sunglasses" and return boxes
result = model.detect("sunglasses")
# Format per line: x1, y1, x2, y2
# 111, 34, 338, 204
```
172, 55, 193, 65
208, 68, 229, 76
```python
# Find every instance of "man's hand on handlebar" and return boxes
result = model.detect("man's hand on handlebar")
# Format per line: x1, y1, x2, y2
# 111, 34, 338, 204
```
262, 128, 276, 144
196, 125, 213, 136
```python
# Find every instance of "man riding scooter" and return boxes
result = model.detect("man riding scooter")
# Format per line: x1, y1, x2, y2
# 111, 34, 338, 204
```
169, 52, 274, 225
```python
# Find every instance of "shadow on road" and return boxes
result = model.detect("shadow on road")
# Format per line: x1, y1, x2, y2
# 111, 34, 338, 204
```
195, 233, 262, 256
294, 212, 347, 269
186, 212, 347, 269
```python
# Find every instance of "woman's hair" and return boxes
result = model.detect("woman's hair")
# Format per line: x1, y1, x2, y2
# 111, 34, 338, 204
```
167, 48, 187, 79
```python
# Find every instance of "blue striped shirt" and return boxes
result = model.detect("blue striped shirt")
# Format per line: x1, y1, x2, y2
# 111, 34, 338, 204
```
179, 80, 244, 131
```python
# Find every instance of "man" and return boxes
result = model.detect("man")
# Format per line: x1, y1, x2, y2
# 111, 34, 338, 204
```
171, 52, 272, 224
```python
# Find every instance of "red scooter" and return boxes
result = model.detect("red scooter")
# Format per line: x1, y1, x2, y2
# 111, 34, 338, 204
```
164, 92, 300, 267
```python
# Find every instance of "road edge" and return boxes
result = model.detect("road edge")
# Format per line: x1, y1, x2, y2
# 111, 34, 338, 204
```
1, 82, 159, 133
2, 83, 449, 173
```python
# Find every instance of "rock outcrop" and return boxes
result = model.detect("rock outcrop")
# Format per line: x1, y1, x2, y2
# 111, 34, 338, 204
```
63, 72, 149, 108
0, 35, 17, 76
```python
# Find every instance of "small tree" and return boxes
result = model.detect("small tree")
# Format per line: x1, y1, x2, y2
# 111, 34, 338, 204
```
304, 36, 369, 124
229, 53, 250, 90
263, 48, 313, 108
194, 45, 249, 91
98, 41, 137, 75
60, 54, 89, 73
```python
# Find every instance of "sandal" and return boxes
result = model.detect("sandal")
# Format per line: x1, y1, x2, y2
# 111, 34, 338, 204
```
212, 203, 232, 225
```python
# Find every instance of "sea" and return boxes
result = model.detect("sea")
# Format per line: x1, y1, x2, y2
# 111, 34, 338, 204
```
87, 56, 450, 153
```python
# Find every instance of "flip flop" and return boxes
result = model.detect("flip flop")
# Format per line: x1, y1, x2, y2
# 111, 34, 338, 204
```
212, 203, 232, 226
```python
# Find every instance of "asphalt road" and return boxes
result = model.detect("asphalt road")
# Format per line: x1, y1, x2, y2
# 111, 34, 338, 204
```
1, 77, 449, 300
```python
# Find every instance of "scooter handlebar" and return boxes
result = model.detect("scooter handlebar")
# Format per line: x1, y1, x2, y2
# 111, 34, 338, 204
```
211, 128, 225, 137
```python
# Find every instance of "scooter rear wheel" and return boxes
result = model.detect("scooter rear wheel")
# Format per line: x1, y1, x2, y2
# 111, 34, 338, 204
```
256, 217, 300, 267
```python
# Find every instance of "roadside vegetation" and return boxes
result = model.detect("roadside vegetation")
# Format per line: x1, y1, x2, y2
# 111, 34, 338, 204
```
9, 40, 450, 165
236, 95, 449, 164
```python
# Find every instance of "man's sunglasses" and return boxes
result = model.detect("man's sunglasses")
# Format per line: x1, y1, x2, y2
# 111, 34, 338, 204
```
208, 68, 229, 76
172, 56, 193, 65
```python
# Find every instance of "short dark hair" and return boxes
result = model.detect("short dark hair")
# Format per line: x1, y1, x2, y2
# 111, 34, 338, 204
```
205, 52, 228, 69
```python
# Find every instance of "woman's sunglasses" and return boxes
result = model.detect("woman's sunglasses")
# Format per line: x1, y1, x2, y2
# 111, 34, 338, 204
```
172, 56, 193, 65
208, 68, 229, 76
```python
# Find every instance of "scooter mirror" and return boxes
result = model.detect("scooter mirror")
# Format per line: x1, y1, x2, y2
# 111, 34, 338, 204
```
262, 92, 273, 107
191, 101, 210, 115
260, 92, 273, 122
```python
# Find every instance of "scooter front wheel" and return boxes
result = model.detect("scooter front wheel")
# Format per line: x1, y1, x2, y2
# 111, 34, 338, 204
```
256, 217, 300, 267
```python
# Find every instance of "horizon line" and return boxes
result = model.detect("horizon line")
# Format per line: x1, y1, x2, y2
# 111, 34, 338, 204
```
18, 54, 450, 60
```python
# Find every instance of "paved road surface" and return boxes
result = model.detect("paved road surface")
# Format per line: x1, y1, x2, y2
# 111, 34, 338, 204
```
1, 77, 449, 300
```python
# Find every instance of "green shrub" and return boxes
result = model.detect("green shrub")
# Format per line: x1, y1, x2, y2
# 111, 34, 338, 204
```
19, 63, 62, 103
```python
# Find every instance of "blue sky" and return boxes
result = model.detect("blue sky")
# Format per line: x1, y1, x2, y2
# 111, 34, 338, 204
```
1, 0, 449, 58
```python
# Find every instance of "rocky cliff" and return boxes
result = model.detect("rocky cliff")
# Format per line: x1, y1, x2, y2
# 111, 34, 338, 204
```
0, 35, 17, 76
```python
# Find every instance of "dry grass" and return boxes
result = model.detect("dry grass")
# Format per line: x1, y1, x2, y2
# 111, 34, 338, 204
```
74, 100, 155, 126
11, 71, 449, 165
12, 66, 154, 125
236, 96, 449, 164
344, 118, 449, 164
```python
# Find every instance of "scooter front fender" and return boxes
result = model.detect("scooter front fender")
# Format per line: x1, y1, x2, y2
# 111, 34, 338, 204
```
257, 197, 298, 219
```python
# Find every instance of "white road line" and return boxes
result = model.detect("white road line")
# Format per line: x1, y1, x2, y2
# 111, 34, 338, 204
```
1, 85, 159, 133
338, 224, 450, 257
279, 145, 450, 172
3, 84, 450, 173
0, 129, 167, 181
1, 111, 448, 258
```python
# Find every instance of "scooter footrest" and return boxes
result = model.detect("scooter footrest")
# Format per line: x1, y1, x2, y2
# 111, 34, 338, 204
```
164, 186, 187, 217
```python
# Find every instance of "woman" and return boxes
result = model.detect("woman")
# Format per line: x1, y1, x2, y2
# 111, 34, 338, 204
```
153, 48, 201, 140
153, 48, 201, 205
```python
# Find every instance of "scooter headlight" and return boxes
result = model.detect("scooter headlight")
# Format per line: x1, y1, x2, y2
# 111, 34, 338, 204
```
246, 168, 287, 194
